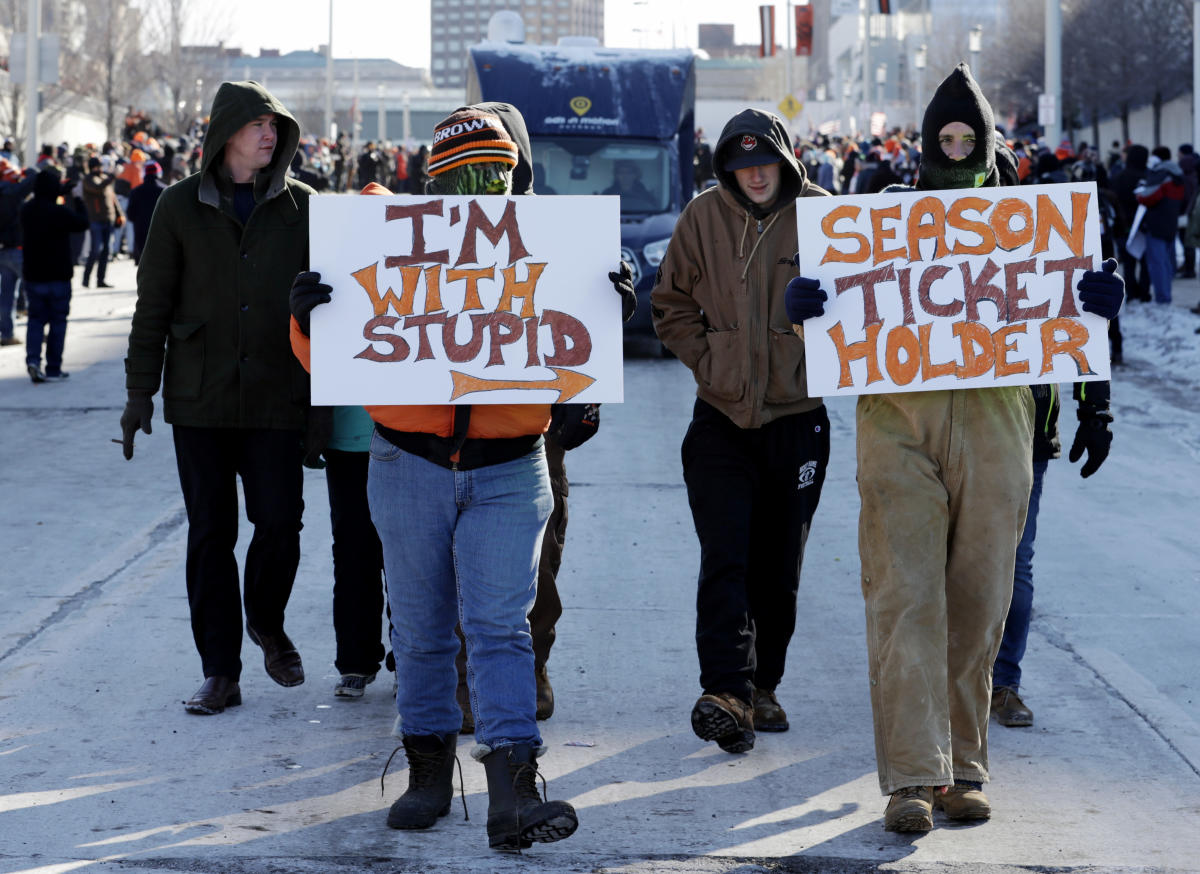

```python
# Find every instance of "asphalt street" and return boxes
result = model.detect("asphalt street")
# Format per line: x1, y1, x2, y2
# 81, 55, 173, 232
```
0, 257, 1198, 874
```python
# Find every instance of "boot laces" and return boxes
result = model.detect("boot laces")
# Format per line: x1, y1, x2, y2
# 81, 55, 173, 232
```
511, 760, 549, 805
380, 741, 470, 821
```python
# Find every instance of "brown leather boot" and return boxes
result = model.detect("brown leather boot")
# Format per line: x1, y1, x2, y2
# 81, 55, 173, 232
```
691, 691, 755, 753
535, 664, 554, 720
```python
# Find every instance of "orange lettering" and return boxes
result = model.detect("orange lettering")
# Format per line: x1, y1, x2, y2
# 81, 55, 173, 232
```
497, 262, 547, 318
952, 321, 995, 378
1039, 317, 1093, 376
947, 196, 996, 256
1032, 191, 1089, 257
906, 196, 950, 262
884, 325, 920, 385
871, 204, 907, 265
446, 266, 495, 311
990, 198, 1034, 251
820, 205, 870, 264
828, 321, 884, 388
993, 324, 1029, 377
919, 323, 956, 381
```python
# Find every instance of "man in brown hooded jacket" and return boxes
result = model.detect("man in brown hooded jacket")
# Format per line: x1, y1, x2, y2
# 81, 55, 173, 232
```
652, 108, 831, 755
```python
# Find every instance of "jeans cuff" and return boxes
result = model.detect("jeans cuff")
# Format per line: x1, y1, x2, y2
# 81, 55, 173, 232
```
470, 742, 548, 762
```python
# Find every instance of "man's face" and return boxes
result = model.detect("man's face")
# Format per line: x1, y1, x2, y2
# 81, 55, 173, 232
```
734, 161, 782, 207
938, 121, 976, 162
226, 113, 279, 172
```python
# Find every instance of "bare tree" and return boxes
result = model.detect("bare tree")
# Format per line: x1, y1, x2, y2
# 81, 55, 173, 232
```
139, 0, 231, 134
54, 0, 147, 141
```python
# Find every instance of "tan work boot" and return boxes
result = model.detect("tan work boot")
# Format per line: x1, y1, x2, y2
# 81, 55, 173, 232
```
933, 782, 991, 821
691, 691, 755, 753
884, 786, 934, 832
535, 664, 554, 720
991, 685, 1033, 727
752, 687, 789, 732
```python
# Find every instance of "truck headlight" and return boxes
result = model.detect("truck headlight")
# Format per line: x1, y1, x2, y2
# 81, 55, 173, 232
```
643, 237, 670, 268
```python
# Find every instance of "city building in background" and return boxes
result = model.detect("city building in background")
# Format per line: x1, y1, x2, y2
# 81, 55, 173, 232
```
430, 0, 603, 88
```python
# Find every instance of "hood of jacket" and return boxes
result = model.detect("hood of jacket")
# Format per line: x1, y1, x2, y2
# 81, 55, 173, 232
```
918, 63, 997, 190
33, 166, 63, 199
472, 101, 534, 195
199, 80, 300, 208
1124, 145, 1149, 172
713, 109, 808, 219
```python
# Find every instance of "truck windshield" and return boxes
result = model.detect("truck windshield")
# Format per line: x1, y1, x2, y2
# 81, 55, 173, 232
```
530, 138, 670, 215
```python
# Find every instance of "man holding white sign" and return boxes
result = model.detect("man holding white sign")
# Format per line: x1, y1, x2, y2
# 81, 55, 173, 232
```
788, 64, 1123, 832
291, 103, 593, 853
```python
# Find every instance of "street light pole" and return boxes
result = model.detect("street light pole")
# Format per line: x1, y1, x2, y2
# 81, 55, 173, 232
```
324, 0, 334, 140
914, 44, 927, 126
24, 0, 40, 167
968, 24, 983, 90
1045, 0, 1062, 149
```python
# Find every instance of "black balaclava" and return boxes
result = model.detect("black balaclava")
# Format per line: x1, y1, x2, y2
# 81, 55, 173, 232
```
919, 63, 996, 190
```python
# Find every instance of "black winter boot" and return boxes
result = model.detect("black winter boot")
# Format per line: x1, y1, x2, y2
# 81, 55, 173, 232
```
385, 732, 458, 829
481, 744, 578, 852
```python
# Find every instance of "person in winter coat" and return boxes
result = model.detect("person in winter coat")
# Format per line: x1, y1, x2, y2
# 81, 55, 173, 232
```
289, 102, 592, 854
1176, 143, 1198, 277
0, 159, 37, 346
991, 381, 1113, 727
785, 64, 1124, 833
651, 108, 831, 756
1136, 145, 1186, 304
125, 161, 167, 265
119, 80, 316, 716
18, 166, 89, 381
80, 156, 124, 287
1112, 144, 1152, 301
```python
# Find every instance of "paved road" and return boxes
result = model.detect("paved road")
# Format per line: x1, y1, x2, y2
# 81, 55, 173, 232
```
0, 258, 1197, 873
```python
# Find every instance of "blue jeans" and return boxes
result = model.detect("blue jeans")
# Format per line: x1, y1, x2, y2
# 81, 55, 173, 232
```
84, 220, 111, 283
993, 458, 1048, 691
0, 247, 21, 339
24, 280, 72, 374
367, 432, 552, 750
1143, 234, 1174, 304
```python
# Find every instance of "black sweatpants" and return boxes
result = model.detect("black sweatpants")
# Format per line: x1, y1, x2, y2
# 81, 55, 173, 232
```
682, 399, 830, 705
173, 425, 305, 680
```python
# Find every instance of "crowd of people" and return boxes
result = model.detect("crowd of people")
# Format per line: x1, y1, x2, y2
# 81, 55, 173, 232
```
0, 62, 1191, 850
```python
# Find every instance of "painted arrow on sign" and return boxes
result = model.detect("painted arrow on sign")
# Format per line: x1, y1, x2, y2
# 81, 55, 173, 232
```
449, 367, 596, 403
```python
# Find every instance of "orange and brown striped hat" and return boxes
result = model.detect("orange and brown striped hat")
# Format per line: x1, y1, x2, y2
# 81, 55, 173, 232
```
428, 108, 518, 177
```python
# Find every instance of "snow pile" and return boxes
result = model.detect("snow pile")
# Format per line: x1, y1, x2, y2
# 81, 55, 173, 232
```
1116, 300, 1200, 392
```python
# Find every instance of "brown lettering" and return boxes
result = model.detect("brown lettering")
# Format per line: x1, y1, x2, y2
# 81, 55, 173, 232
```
403, 313, 447, 361
485, 312, 525, 366
354, 316, 410, 362
834, 264, 896, 328
1043, 256, 1091, 318
960, 259, 1006, 322
1004, 258, 1049, 322
456, 199, 531, 266
385, 201, 449, 266
916, 264, 959, 318
442, 313, 487, 363
540, 309, 592, 367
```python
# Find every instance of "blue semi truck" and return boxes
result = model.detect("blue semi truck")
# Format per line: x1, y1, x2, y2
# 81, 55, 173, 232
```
465, 40, 696, 337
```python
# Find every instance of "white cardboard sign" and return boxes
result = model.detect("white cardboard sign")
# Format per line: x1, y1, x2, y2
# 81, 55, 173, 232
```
309, 194, 623, 405
794, 182, 1111, 397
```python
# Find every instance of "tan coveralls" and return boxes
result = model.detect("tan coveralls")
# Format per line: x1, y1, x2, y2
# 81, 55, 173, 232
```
857, 386, 1034, 794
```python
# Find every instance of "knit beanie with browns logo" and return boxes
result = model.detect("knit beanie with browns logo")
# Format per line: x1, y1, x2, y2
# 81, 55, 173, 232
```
428, 108, 518, 177
918, 62, 997, 191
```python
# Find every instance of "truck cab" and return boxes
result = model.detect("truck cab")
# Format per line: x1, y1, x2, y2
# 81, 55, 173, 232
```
466, 40, 696, 337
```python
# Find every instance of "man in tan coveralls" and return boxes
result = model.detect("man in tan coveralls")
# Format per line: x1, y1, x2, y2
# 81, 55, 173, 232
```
785, 64, 1124, 832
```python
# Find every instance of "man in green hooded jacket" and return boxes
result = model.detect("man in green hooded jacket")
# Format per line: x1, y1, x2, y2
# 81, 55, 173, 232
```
120, 81, 316, 715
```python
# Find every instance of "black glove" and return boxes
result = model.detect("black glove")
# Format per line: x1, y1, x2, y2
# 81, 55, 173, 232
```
549, 403, 600, 450
608, 261, 637, 323
1077, 257, 1124, 320
785, 276, 828, 322
290, 270, 333, 336
1068, 402, 1113, 478
119, 390, 154, 460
